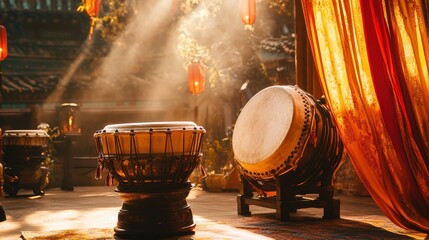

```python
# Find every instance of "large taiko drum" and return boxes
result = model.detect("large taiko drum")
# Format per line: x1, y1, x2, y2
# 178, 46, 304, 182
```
93, 121, 205, 238
233, 85, 343, 189
2, 130, 50, 196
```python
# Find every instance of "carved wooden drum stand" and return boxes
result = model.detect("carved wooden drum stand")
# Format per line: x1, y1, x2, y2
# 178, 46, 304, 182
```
94, 122, 205, 239
233, 85, 344, 220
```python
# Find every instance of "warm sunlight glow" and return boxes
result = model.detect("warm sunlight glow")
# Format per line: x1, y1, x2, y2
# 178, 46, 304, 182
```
24, 208, 118, 231
193, 215, 274, 239
68, 116, 73, 131
1, 216, 20, 233
27, 195, 42, 200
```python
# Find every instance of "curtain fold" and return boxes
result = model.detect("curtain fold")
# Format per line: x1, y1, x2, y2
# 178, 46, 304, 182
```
301, 0, 429, 232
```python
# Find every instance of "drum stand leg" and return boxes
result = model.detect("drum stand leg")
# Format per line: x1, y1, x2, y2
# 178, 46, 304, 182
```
276, 178, 295, 221
320, 160, 340, 219
321, 185, 340, 219
237, 175, 252, 216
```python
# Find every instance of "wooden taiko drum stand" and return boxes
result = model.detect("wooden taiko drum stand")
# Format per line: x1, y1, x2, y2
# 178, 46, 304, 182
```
237, 165, 340, 221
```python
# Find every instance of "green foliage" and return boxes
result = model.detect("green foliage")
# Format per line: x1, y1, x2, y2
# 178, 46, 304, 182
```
203, 138, 233, 174
266, 0, 294, 16
37, 123, 59, 170
78, 0, 130, 42
99, 0, 130, 41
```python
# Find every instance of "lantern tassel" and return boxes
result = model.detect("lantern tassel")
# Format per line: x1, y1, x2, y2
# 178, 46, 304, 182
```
244, 24, 254, 31
105, 172, 111, 186
88, 17, 95, 40
200, 163, 207, 178
95, 162, 102, 180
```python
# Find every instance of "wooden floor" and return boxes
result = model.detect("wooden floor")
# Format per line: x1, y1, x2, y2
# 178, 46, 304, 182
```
0, 186, 427, 239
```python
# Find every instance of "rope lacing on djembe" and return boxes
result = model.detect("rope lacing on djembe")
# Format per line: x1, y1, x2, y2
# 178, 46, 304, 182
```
129, 130, 144, 184
173, 128, 186, 184
94, 133, 103, 180
115, 130, 133, 185
148, 128, 154, 183
163, 129, 173, 184
193, 128, 207, 181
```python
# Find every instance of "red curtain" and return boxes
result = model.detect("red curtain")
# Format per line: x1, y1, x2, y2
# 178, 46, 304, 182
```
301, 0, 429, 232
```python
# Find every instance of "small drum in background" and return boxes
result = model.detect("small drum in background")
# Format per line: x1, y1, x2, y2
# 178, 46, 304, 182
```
2, 130, 51, 196
94, 121, 205, 238
233, 85, 343, 191
2, 130, 49, 147
0, 128, 3, 199
0, 162, 4, 198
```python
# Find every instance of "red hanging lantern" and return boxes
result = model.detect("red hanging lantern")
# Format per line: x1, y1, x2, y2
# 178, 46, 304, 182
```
85, 0, 101, 17
0, 25, 7, 61
171, 0, 180, 18
240, 0, 256, 29
188, 62, 205, 95
85, 0, 101, 40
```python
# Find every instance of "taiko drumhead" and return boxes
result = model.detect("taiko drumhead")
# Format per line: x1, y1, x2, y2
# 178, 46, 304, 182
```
233, 85, 314, 179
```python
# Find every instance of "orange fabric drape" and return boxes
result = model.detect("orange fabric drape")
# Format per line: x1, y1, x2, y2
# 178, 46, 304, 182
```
301, 0, 429, 232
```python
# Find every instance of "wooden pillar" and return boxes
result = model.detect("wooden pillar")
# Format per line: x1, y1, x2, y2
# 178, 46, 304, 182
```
51, 0, 58, 11
61, 0, 68, 11
40, 0, 48, 10
61, 136, 74, 191
69, 0, 79, 11
295, 0, 322, 99
3, 0, 11, 8
28, 0, 36, 10
16, 0, 23, 9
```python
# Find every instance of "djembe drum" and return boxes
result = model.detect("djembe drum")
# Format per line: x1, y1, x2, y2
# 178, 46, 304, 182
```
2, 130, 50, 196
0, 129, 4, 222
233, 86, 344, 218
94, 121, 205, 238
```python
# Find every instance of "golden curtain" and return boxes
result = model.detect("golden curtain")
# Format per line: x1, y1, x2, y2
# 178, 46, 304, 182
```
301, 0, 429, 232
